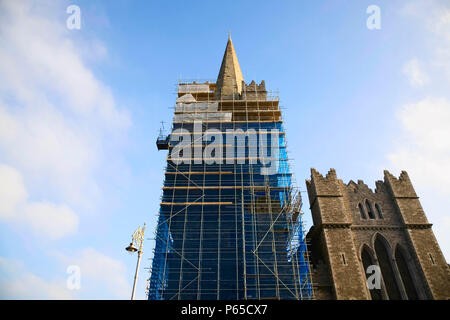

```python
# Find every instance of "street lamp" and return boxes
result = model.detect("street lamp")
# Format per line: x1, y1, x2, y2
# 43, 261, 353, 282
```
126, 223, 146, 300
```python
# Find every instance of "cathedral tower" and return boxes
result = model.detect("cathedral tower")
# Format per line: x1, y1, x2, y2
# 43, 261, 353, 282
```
306, 168, 450, 300
148, 37, 311, 300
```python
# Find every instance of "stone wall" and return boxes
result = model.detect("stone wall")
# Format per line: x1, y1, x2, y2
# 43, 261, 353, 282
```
306, 168, 450, 300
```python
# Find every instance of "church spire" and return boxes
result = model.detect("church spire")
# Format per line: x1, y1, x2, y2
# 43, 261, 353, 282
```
214, 35, 244, 100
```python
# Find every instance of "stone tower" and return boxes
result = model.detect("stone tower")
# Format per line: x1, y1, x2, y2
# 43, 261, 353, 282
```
148, 37, 311, 300
306, 168, 450, 300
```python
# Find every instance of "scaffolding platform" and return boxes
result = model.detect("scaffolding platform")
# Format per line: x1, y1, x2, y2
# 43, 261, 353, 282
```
156, 135, 170, 150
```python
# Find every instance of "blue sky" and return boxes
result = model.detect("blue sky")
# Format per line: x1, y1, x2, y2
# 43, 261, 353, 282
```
0, 0, 449, 299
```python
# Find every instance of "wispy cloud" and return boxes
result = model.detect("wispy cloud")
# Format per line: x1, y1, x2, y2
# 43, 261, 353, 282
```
403, 59, 430, 87
54, 248, 130, 299
401, 0, 450, 78
0, 164, 79, 239
388, 97, 450, 195
0, 0, 132, 298
388, 0, 450, 261
0, 0, 131, 207
0, 256, 74, 299
0, 164, 27, 219
387, 97, 450, 261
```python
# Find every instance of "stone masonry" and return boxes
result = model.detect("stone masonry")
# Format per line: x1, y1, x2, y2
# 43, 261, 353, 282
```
306, 168, 450, 300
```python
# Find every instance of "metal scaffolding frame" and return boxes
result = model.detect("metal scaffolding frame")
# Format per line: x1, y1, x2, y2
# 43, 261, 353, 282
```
148, 80, 312, 300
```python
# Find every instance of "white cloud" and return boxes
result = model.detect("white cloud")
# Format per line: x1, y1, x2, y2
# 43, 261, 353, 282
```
1, 248, 128, 299
0, 164, 79, 239
24, 201, 78, 240
388, 1, 450, 262
0, 257, 74, 299
387, 97, 450, 180
394, 1, 450, 198
0, 105, 100, 206
387, 99, 450, 258
0, 0, 131, 207
0, 1, 130, 128
403, 59, 430, 87
388, 99, 450, 262
55, 248, 130, 299
402, 1, 450, 78
0, 164, 27, 219
0, 0, 131, 299
388, 97, 450, 173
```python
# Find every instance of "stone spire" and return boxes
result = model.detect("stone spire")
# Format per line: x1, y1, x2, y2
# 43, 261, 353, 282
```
214, 35, 244, 100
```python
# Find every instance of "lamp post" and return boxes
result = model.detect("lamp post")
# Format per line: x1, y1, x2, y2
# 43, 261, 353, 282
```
125, 223, 146, 300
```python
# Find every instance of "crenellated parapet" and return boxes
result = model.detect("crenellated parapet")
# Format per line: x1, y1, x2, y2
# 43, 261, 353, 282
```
306, 168, 450, 300
306, 168, 352, 227
344, 177, 390, 196
306, 168, 341, 202
383, 170, 418, 199
241, 80, 267, 100
345, 179, 377, 195
382, 170, 429, 226
375, 180, 386, 193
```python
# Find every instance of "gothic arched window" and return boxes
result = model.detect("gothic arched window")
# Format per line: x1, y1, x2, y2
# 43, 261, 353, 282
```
374, 235, 401, 299
358, 203, 367, 219
361, 246, 383, 300
395, 246, 418, 300
366, 200, 375, 219
375, 203, 383, 219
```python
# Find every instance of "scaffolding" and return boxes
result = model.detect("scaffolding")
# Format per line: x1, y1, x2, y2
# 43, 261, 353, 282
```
156, 121, 170, 150
148, 80, 312, 300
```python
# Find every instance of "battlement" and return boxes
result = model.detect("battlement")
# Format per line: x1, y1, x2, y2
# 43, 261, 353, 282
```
346, 179, 375, 194
307, 168, 430, 225
307, 168, 338, 181
243, 80, 266, 91
241, 80, 267, 100
306, 168, 342, 206
310, 170, 416, 198
383, 170, 418, 199
345, 178, 389, 195
305, 167, 449, 300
